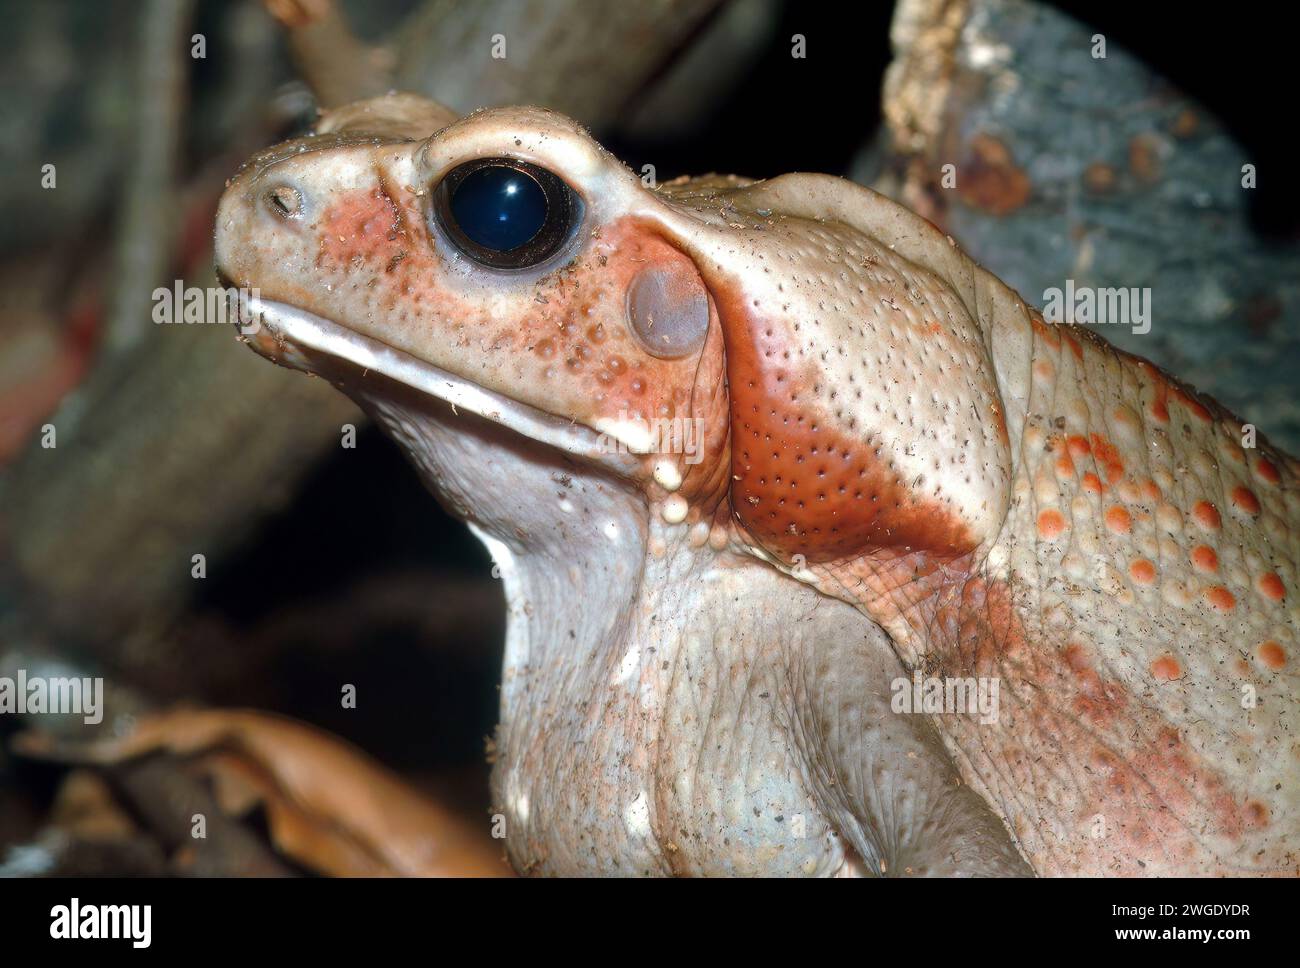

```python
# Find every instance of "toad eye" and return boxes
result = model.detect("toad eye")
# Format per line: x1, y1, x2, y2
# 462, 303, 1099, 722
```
432, 159, 581, 270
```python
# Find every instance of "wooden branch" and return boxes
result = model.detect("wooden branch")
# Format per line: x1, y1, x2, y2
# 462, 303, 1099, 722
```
265, 0, 393, 108
106, 0, 196, 356
393, 0, 725, 126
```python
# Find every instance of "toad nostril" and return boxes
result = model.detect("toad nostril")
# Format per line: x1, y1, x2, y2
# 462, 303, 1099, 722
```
264, 184, 304, 219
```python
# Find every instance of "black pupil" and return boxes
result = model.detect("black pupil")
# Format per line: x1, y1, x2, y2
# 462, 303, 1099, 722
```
449, 165, 547, 252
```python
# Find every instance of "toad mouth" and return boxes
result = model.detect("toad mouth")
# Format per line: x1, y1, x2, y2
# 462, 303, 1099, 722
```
230, 290, 632, 467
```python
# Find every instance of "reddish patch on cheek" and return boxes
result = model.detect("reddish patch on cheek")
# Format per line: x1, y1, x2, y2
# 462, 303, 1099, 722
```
319, 186, 408, 266
569, 223, 721, 417
565, 221, 734, 500
709, 281, 974, 563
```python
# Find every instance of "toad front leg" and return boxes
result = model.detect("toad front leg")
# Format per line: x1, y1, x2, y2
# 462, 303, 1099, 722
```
489, 546, 1030, 876
786, 625, 1033, 876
